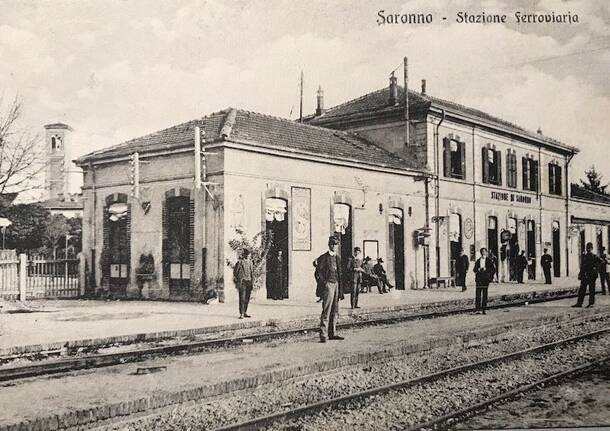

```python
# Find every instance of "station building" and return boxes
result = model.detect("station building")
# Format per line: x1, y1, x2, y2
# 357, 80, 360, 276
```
76, 74, 609, 303
75, 110, 427, 303
307, 77, 594, 286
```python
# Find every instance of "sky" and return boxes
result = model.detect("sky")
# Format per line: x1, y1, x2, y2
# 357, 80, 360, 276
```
0, 0, 608, 196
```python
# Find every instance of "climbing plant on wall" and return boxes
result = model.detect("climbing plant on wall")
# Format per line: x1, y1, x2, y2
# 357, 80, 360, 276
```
226, 228, 273, 291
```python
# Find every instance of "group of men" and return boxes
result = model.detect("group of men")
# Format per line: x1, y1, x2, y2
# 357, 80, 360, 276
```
455, 247, 559, 290
572, 242, 609, 308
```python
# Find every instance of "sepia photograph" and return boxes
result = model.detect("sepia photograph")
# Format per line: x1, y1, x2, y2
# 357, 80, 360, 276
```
0, 0, 609, 430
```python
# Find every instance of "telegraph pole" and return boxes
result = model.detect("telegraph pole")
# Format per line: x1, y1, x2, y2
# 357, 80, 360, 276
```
403, 56, 409, 145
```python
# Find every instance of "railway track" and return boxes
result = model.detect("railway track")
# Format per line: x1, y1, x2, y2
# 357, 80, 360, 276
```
0, 290, 581, 383
407, 355, 610, 431
212, 327, 610, 431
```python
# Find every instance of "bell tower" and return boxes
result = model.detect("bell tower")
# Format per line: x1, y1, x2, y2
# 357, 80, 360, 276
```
44, 123, 72, 200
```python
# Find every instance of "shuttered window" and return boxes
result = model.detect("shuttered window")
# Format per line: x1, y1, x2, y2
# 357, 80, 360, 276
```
482, 146, 501, 185
443, 138, 466, 179
549, 164, 562, 195
522, 157, 538, 192
507, 150, 517, 188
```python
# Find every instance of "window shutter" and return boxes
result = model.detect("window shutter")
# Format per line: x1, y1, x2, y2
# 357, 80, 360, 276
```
443, 138, 451, 177
460, 142, 466, 179
482, 147, 489, 184
162, 200, 169, 288
532, 161, 539, 192
102, 207, 110, 279
126, 204, 131, 277
557, 166, 562, 195
189, 199, 195, 291
522, 157, 529, 190
548, 164, 555, 194
496, 150, 502, 186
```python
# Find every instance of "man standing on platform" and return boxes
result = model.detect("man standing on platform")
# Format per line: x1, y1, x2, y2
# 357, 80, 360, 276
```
516, 251, 528, 284
473, 248, 495, 314
573, 242, 599, 308
315, 236, 344, 343
455, 248, 469, 291
234, 249, 254, 319
347, 247, 364, 309
541, 249, 553, 284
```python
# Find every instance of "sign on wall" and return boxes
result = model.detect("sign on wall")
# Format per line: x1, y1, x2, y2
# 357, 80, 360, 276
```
291, 187, 311, 251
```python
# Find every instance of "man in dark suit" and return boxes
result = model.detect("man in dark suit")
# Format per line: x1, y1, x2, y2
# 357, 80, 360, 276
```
315, 236, 344, 343
516, 251, 528, 284
473, 248, 495, 314
455, 248, 469, 291
347, 247, 364, 309
541, 248, 553, 284
373, 258, 393, 293
233, 249, 254, 319
573, 242, 599, 308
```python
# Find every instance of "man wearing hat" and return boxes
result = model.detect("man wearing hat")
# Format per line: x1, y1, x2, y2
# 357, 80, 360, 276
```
373, 258, 393, 293
314, 236, 345, 343
347, 246, 365, 309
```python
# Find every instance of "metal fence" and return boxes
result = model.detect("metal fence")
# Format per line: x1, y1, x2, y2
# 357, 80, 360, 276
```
0, 254, 80, 300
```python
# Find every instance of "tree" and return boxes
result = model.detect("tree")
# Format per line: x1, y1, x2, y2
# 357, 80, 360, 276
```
43, 214, 71, 259
0, 203, 50, 252
580, 166, 608, 194
0, 96, 45, 194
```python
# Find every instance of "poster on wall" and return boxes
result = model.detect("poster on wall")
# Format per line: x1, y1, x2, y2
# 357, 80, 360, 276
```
291, 187, 311, 251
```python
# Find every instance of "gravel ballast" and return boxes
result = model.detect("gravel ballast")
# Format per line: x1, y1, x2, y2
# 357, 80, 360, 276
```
108, 315, 610, 431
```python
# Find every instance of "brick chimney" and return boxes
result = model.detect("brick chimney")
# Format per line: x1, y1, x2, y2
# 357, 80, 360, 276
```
316, 85, 325, 116
421, 79, 427, 95
388, 72, 398, 105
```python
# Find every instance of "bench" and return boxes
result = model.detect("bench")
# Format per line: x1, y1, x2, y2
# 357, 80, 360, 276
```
428, 276, 456, 289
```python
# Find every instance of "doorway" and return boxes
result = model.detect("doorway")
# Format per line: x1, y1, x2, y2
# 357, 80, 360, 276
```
389, 208, 405, 290
487, 216, 499, 279
552, 221, 561, 277
507, 217, 519, 281
527, 220, 536, 280
579, 229, 586, 267
449, 213, 462, 278
165, 196, 192, 294
265, 198, 289, 300
106, 202, 129, 296
597, 228, 603, 255
333, 203, 352, 290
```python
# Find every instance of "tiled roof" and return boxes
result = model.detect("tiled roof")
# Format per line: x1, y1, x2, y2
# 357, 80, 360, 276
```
75, 108, 420, 172
309, 86, 577, 153
571, 184, 610, 205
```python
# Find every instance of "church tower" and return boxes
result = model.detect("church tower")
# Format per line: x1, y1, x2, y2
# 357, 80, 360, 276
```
44, 123, 72, 201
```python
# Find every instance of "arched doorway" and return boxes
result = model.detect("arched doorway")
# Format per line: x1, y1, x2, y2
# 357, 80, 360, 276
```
552, 221, 561, 277
333, 203, 352, 286
449, 212, 462, 278
265, 198, 288, 300
105, 201, 130, 297
507, 217, 519, 281
164, 194, 192, 295
388, 207, 405, 290
487, 216, 499, 279
527, 220, 536, 280
579, 229, 586, 267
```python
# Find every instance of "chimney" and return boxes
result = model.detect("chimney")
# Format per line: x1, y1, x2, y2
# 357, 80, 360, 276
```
316, 85, 325, 116
388, 72, 398, 105
421, 79, 426, 95
537, 127, 543, 135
